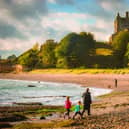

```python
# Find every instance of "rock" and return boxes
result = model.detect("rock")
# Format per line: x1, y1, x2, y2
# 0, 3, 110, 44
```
13, 102, 42, 106
48, 113, 53, 116
27, 85, 36, 87
40, 116, 46, 120
0, 114, 27, 122
0, 122, 12, 128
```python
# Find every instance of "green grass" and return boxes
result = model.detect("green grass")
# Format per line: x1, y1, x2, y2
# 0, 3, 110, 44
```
2, 106, 64, 122
98, 91, 129, 98
24, 106, 64, 118
13, 120, 76, 129
36, 108, 64, 114
30, 68, 129, 74
95, 48, 113, 56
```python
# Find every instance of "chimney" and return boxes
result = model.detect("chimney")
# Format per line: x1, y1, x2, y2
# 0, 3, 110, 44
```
126, 11, 129, 18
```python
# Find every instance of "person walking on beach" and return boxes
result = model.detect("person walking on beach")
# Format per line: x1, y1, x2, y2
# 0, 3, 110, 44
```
64, 96, 72, 119
73, 101, 82, 119
82, 88, 92, 117
115, 78, 117, 88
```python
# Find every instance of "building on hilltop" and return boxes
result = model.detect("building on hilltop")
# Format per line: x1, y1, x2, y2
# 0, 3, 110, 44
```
114, 12, 129, 33
109, 11, 129, 42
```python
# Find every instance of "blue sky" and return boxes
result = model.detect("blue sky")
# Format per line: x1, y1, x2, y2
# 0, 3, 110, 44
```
0, 0, 129, 58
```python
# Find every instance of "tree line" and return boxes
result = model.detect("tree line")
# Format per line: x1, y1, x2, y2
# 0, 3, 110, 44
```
6, 31, 129, 70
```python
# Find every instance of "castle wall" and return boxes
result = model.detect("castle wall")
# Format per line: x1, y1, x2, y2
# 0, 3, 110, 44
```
119, 19, 129, 32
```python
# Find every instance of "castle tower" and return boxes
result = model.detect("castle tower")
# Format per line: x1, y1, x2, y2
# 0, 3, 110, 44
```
114, 11, 129, 33
114, 12, 120, 33
109, 11, 129, 43
126, 11, 129, 18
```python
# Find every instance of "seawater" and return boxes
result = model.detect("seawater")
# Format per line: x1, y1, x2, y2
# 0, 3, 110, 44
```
0, 79, 112, 106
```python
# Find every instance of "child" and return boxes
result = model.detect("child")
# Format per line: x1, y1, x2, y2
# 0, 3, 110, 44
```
73, 101, 82, 119
64, 96, 72, 119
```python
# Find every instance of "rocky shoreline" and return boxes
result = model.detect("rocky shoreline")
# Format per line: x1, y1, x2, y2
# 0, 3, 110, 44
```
0, 92, 129, 129
0, 73, 129, 128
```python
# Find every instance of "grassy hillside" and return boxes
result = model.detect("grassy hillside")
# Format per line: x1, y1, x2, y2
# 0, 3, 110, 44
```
95, 42, 113, 56
89, 42, 117, 68
95, 48, 113, 56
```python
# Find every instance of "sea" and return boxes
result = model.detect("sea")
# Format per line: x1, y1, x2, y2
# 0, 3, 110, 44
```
0, 79, 112, 106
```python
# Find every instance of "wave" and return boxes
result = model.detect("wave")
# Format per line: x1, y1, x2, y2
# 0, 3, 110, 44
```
0, 79, 112, 106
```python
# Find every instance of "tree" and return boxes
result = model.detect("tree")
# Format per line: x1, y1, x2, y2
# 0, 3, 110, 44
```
124, 43, 129, 67
55, 32, 95, 68
7, 54, 17, 64
7, 54, 17, 60
112, 30, 129, 67
39, 39, 57, 68
18, 44, 40, 70
80, 32, 95, 49
32, 42, 39, 51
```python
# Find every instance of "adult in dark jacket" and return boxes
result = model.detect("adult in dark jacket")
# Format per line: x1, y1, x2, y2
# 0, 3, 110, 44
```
82, 88, 92, 116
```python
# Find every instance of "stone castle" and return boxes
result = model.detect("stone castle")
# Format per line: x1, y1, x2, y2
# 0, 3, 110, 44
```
114, 12, 129, 33
110, 11, 129, 42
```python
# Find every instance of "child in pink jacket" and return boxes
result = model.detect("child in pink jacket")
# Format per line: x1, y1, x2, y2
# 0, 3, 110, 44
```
64, 96, 72, 119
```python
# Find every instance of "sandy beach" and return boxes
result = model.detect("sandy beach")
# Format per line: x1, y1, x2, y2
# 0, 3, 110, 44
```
0, 73, 129, 129
0, 73, 129, 91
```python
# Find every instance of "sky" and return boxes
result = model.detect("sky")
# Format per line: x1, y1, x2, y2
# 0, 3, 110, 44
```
0, 0, 129, 58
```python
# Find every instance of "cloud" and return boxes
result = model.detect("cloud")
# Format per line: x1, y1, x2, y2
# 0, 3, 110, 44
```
41, 12, 112, 41
74, 0, 129, 23
41, 12, 93, 41
0, 0, 49, 54
97, 0, 129, 12
83, 19, 113, 41
0, 38, 32, 51
0, 21, 27, 39
0, 0, 48, 21
41, 12, 90, 31
48, 0, 74, 5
